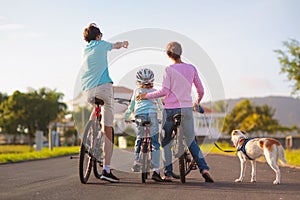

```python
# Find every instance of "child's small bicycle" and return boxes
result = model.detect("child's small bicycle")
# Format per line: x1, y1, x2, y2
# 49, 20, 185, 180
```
132, 118, 154, 183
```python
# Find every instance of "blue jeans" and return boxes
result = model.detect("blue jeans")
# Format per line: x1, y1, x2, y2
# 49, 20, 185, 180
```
161, 108, 209, 176
134, 113, 160, 169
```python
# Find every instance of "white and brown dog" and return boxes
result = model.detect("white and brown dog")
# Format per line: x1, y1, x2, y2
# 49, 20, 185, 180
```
231, 130, 287, 184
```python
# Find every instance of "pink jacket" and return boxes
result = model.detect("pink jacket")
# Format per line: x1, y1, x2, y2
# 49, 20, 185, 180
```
146, 63, 204, 109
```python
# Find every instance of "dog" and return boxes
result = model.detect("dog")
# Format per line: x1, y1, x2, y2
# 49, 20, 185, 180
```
231, 130, 287, 184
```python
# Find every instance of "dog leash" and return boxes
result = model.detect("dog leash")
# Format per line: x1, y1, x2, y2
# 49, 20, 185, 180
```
196, 105, 236, 153
213, 141, 236, 153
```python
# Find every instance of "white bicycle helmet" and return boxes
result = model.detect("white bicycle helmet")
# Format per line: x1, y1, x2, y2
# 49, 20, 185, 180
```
136, 68, 154, 85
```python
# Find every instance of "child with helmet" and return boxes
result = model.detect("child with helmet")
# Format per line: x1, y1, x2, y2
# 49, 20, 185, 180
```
124, 68, 164, 182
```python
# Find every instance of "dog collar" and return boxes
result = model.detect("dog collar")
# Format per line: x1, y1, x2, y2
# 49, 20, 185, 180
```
237, 138, 254, 160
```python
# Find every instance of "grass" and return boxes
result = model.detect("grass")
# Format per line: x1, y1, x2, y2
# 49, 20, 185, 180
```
0, 145, 34, 154
0, 145, 79, 163
285, 149, 300, 166
202, 141, 236, 155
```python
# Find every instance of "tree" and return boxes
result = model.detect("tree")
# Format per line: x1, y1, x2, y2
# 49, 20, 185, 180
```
0, 92, 8, 103
222, 100, 281, 134
0, 91, 27, 143
72, 106, 90, 134
222, 99, 253, 133
275, 39, 300, 95
0, 88, 67, 145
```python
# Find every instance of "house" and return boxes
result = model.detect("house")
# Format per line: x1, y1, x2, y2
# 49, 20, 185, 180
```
193, 109, 225, 138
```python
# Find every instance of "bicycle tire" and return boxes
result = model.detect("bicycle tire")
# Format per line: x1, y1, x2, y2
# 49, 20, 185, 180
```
93, 160, 103, 179
179, 154, 186, 183
93, 130, 104, 179
183, 152, 195, 176
141, 152, 147, 183
94, 126, 115, 178
177, 131, 186, 183
79, 120, 94, 183
112, 127, 115, 152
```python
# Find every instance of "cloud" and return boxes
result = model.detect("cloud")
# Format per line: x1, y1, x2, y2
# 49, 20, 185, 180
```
16, 31, 43, 39
0, 19, 42, 39
0, 16, 24, 30
0, 23, 25, 31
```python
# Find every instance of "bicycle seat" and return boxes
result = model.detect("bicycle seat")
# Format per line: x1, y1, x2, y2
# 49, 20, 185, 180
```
142, 121, 152, 127
173, 114, 182, 126
89, 97, 104, 106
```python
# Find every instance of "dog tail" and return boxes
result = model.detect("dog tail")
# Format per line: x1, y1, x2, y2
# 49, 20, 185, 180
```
278, 145, 287, 164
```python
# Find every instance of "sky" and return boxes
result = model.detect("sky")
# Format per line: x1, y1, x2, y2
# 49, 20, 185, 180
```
0, 0, 300, 104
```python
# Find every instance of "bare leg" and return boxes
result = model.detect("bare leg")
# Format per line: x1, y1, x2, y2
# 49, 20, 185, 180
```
103, 126, 113, 166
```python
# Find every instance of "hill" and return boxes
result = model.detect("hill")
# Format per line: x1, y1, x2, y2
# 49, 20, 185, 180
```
206, 96, 300, 127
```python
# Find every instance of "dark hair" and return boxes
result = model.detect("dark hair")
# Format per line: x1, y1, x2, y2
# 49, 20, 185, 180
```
83, 24, 102, 43
167, 51, 181, 60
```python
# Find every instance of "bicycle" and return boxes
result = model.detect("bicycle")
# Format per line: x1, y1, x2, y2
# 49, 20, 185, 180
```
130, 118, 154, 183
79, 97, 129, 184
171, 114, 195, 183
79, 97, 105, 183
171, 105, 205, 183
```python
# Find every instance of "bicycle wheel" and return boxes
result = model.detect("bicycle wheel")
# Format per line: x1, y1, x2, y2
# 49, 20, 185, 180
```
79, 120, 95, 183
185, 149, 199, 176
93, 130, 104, 179
177, 132, 186, 183
93, 159, 103, 179
141, 152, 148, 183
179, 154, 186, 183
112, 127, 115, 146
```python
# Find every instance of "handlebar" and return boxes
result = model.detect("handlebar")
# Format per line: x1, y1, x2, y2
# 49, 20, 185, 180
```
114, 98, 131, 105
194, 104, 205, 114
125, 119, 135, 123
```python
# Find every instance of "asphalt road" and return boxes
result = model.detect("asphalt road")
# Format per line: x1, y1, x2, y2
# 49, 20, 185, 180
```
1, 152, 300, 200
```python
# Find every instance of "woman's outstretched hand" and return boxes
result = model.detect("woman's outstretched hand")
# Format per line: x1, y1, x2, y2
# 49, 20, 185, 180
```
136, 92, 147, 101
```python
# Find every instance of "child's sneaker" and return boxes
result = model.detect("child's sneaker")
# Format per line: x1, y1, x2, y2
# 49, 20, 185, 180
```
172, 172, 180, 179
131, 163, 141, 172
151, 171, 163, 182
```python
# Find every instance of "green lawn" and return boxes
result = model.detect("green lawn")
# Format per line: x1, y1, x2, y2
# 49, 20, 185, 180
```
0, 145, 79, 163
285, 149, 300, 166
